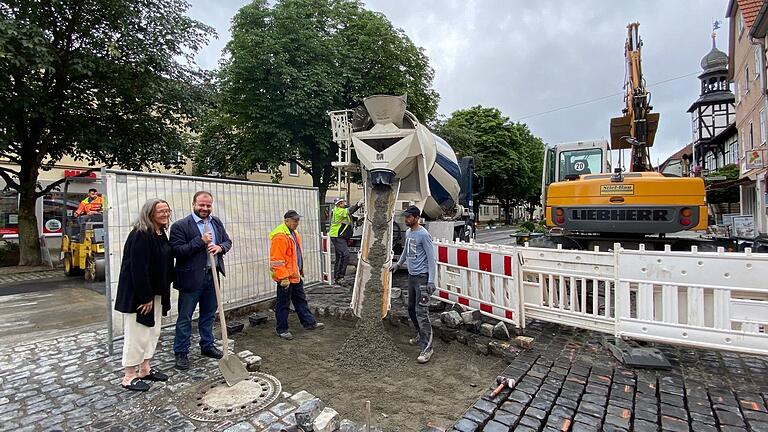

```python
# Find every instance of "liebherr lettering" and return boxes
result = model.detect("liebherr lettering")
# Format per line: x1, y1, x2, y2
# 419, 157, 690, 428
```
570, 209, 669, 221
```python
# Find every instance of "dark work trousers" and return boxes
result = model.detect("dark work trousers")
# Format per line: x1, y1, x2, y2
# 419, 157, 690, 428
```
330, 237, 350, 280
174, 270, 218, 354
407, 273, 433, 352
275, 279, 317, 334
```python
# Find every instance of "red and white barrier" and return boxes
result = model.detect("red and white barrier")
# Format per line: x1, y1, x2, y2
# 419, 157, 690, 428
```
434, 240, 521, 327
321, 235, 332, 284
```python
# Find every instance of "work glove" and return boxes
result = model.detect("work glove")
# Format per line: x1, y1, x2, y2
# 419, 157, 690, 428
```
426, 282, 436, 294
280, 279, 290, 287
389, 263, 399, 272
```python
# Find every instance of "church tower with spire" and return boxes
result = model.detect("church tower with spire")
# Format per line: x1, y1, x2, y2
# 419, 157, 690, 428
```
687, 30, 737, 173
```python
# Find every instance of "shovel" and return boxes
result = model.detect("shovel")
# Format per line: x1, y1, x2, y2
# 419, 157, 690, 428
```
206, 222, 249, 386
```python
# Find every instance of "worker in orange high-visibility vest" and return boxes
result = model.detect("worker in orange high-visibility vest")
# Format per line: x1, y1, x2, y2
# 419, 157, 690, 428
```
74, 188, 104, 217
269, 210, 324, 340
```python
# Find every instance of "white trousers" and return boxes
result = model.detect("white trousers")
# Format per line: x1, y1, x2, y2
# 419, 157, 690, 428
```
121, 295, 162, 367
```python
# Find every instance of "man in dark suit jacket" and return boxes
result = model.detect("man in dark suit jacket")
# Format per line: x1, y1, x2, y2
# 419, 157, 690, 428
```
171, 191, 233, 370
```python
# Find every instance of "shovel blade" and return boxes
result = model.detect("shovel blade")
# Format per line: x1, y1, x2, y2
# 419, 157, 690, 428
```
219, 356, 250, 386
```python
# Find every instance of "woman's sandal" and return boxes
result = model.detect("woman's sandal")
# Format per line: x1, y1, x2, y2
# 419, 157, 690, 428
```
121, 377, 150, 392
138, 368, 169, 382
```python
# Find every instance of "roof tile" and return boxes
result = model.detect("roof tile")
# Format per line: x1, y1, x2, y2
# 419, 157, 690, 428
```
738, 0, 764, 29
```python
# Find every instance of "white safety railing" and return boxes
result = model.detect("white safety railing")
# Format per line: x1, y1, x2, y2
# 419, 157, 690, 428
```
429, 239, 768, 356
518, 245, 616, 334
615, 244, 768, 356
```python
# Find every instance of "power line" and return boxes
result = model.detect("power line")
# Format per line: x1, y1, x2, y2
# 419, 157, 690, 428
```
514, 71, 700, 122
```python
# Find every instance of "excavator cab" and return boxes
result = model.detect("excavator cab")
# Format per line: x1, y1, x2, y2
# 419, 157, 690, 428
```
541, 140, 612, 206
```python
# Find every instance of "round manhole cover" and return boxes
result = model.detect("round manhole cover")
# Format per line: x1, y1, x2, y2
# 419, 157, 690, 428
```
177, 372, 282, 422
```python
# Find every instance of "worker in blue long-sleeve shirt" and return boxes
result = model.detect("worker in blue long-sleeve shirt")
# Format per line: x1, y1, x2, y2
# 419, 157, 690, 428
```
390, 205, 436, 364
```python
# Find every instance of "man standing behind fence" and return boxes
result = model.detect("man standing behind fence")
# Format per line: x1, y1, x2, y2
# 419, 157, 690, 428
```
171, 191, 233, 370
269, 210, 324, 340
390, 205, 436, 364
329, 197, 362, 285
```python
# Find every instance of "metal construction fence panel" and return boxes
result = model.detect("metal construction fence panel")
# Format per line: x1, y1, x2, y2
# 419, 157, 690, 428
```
103, 169, 321, 344
429, 239, 768, 356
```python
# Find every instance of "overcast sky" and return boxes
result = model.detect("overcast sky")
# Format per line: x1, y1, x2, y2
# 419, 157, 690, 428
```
187, 0, 731, 164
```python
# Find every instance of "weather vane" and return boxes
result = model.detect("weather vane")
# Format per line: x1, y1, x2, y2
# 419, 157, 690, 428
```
712, 20, 722, 47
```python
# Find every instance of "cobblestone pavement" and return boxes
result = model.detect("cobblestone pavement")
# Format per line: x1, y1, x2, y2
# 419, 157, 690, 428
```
307, 283, 768, 432
0, 325, 365, 432
0, 279, 766, 432
451, 320, 768, 432
0, 268, 61, 285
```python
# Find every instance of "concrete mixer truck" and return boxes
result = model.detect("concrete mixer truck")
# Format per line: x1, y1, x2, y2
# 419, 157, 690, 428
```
329, 95, 475, 318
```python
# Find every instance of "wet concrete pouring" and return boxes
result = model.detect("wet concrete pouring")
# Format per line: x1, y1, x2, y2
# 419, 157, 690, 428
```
1, 232, 768, 430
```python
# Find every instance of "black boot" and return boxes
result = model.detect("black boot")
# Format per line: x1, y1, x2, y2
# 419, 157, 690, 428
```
174, 352, 189, 370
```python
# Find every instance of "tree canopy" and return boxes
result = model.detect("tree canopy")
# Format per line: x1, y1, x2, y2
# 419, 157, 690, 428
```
434, 106, 545, 220
0, 0, 215, 264
197, 0, 440, 201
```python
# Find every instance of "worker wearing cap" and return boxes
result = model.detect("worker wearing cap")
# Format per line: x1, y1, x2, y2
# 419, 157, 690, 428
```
328, 197, 363, 285
269, 210, 324, 340
390, 205, 436, 364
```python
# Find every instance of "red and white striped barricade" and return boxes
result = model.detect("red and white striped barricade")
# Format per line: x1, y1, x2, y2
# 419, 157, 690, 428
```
434, 239, 521, 327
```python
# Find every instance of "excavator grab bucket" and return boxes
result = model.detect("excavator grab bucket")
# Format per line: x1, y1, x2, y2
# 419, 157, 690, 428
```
610, 112, 659, 149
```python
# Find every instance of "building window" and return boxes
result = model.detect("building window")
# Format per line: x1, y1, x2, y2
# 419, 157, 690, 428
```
289, 162, 299, 176
749, 121, 754, 150
745, 66, 750, 92
738, 11, 745, 36
257, 163, 268, 173
761, 109, 767, 145
755, 47, 763, 81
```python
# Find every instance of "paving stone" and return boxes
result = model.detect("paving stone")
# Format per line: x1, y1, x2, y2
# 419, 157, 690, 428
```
451, 418, 479, 432
519, 415, 542, 430
604, 413, 630, 430
252, 410, 279, 428
659, 403, 687, 420
481, 420, 508, 432
577, 401, 605, 418
508, 390, 533, 405
223, 422, 257, 432
571, 421, 600, 432
581, 393, 607, 406
632, 419, 659, 432
660, 415, 689, 432
716, 409, 746, 427
555, 396, 579, 410
269, 402, 296, 417
491, 410, 519, 427
689, 411, 716, 424
472, 398, 497, 415
461, 408, 487, 425
313, 407, 340, 432
689, 422, 719, 432
500, 401, 526, 416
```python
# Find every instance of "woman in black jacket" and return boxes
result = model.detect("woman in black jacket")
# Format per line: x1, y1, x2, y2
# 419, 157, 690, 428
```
114, 198, 174, 391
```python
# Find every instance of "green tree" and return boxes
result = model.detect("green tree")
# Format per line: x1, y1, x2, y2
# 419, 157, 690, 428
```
198, 0, 439, 202
0, 0, 215, 265
434, 106, 544, 222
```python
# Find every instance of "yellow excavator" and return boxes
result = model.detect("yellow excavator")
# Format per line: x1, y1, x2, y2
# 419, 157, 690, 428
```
538, 23, 709, 250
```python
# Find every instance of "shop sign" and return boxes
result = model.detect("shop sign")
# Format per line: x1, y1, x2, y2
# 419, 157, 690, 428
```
745, 150, 764, 171
64, 170, 97, 178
